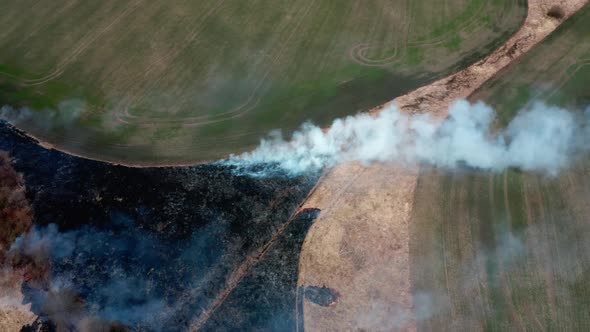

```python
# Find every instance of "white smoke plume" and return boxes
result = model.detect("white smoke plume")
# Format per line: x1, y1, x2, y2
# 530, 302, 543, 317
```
228, 100, 586, 176
0, 100, 85, 130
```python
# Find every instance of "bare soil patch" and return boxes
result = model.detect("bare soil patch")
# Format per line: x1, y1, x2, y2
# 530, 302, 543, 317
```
298, 163, 418, 331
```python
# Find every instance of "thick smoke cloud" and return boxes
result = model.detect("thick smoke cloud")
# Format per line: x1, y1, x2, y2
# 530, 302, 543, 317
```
228, 100, 587, 176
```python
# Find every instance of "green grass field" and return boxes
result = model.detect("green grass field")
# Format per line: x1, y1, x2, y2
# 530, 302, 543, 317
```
0, 0, 526, 163
410, 5, 590, 331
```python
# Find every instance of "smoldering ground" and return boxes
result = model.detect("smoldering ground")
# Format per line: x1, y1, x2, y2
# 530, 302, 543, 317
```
0, 124, 317, 332
6, 208, 313, 332
1, 96, 588, 331
228, 100, 590, 176
8, 219, 234, 331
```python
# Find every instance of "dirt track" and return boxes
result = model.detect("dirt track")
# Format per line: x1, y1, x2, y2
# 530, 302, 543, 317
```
297, 0, 589, 331
390, 0, 589, 117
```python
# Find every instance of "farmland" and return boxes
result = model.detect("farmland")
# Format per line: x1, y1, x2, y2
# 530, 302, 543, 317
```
410, 5, 590, 331
0, 0, 526, 163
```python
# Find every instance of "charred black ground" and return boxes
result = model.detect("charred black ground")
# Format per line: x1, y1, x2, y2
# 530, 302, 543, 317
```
0, 121, 320, 331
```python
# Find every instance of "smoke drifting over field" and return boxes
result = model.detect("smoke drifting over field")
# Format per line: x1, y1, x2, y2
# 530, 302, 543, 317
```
0, 100, 85, 130
229, 100, 587, 176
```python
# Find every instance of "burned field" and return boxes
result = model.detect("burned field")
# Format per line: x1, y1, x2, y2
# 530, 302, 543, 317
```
0, 0, 589, 331
0, 0, 526, 164
409, 5, 590, 331
0, 120, 320, 331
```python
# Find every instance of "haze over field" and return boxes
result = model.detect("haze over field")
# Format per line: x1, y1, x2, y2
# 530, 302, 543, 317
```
230, 100, 588, 175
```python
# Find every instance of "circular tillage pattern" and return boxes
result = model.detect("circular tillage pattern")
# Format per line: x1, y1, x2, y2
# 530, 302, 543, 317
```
0, 0, 527, 163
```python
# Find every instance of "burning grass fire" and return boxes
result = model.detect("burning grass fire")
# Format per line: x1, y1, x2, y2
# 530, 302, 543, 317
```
229, 100, 589, 176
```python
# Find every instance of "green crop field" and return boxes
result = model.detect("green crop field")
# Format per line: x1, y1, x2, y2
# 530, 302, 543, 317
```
0, 0, 526, 163
410, 6, 590, 331
472, 4, 590, 124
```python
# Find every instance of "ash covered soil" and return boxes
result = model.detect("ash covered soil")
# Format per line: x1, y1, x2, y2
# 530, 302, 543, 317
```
0, 120, 320, 331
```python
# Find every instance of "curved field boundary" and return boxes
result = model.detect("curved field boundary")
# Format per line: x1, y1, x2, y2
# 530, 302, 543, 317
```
69, 0, 324, 157
390, 0, 589, 116
0, 0, 144, 86
297, 0, 590, 331
2, 0, 320, 156
1, 0, 327, 161
6, 0, 588, 170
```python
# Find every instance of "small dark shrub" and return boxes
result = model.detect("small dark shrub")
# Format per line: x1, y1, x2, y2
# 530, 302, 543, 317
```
547, 5, 565, 19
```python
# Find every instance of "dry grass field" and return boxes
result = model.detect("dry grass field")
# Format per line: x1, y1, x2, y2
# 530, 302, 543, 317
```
0, 0, 526, 163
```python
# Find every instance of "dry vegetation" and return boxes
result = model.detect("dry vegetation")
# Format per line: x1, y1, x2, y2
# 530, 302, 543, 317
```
298, 0, 589, 331
298, 163, 418, 331
0, 152, 32, 249
0, 152, 36, 332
